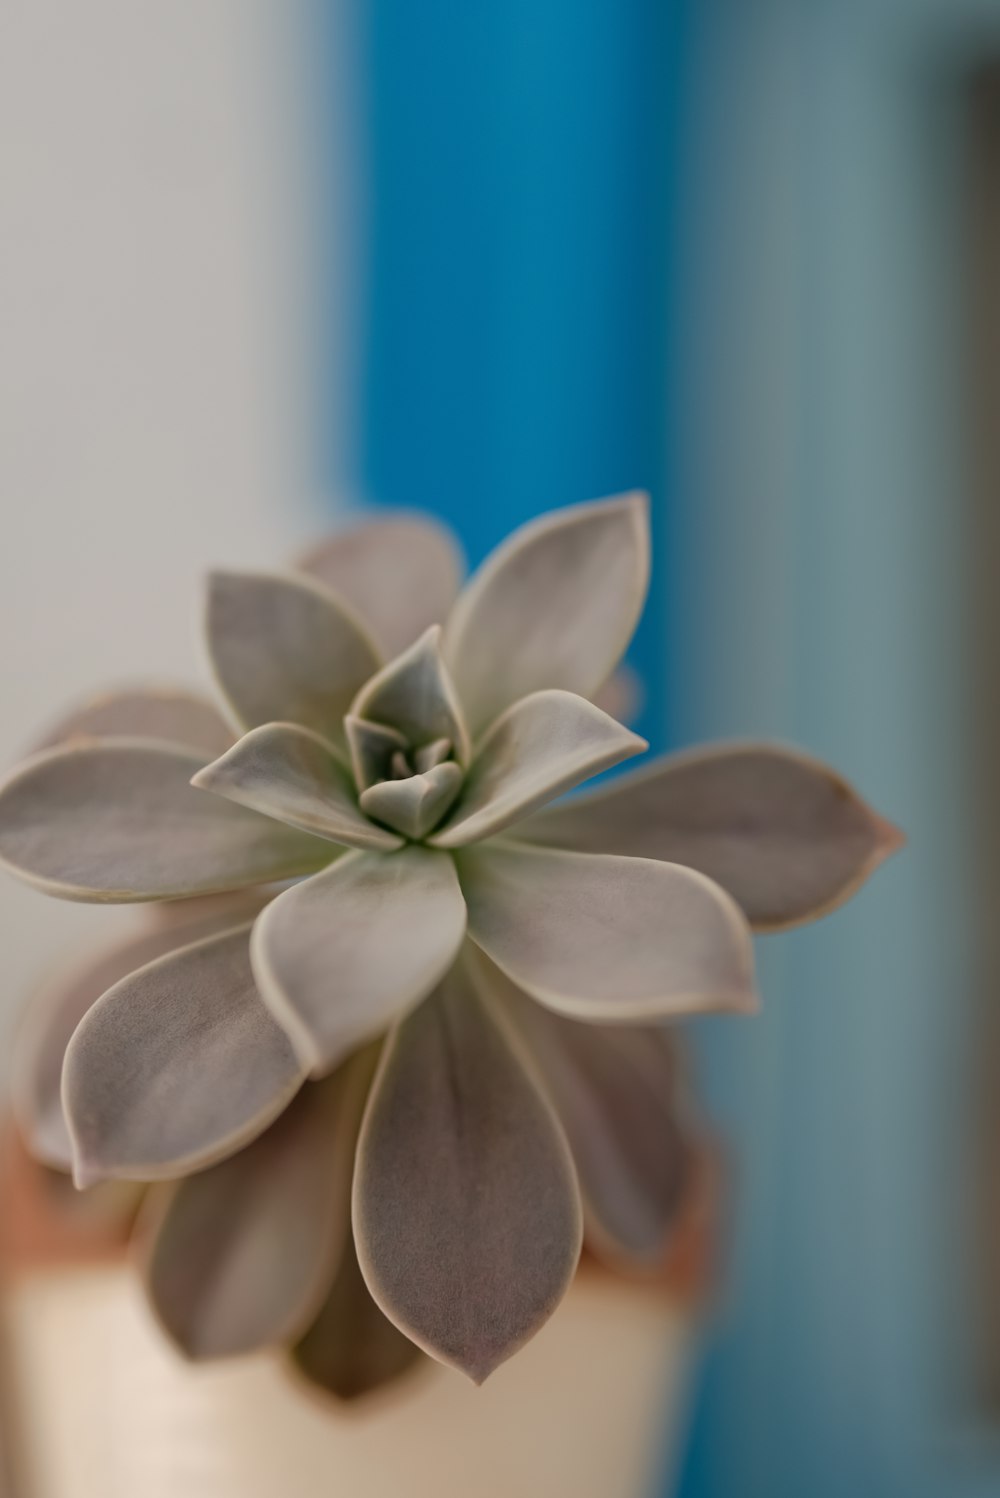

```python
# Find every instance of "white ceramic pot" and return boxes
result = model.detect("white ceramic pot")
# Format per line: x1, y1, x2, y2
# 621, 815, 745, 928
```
1, 1263, 693, 1498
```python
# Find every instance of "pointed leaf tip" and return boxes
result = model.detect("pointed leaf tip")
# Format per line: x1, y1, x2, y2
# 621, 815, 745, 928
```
875, 814, 906, 858
72, 1158, 101, 1191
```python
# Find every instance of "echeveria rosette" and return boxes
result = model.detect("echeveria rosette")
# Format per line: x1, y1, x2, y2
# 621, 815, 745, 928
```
0, 495, 903, 1395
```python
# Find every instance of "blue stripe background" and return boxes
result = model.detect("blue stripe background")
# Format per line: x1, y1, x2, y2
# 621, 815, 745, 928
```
343, 0, 690, 756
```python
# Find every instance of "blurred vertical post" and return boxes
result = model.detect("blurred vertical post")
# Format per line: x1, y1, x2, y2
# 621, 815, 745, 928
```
333, 0, 691, 752
964, 59, 1000, 1417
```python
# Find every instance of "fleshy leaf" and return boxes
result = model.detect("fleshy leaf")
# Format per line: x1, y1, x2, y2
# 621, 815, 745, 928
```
292, 1231, 424, 1403
33, 686, 235, 757
192, 723, 402, 851
205, 570, 380, 746
456, 842, 756, 1021
12, 903, 264, 1172
0, 740, 333, 902
63, 924, 307, 1185
140, 1051, 375, 1360
353, 960, 582, 1383
359, 762, 463, 841
517, 743, 904, 931
472, 950, 694, 1272
344, 716, 409, 793
295, 511, 464, 658
291, 1042, 424, 1402
349, 626, 470, 764
443, 494, 650, 736
251, 848, 467, 1076
431, 690, 646, 849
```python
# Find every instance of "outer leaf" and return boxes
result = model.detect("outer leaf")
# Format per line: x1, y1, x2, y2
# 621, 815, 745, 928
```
517, 742, 904, 931
12, 903, 263, 1172
0, 740, 333, 902
349, 626, 470, 764
295, 511, 464, 658
140, 1051, 375, 1360
251, 848, 467, 1076
472, 951, 694, 1272
192, 723, 402, 851
443, 493, 650, 736
291, 1234, 424, 1403
457, 842, 757, 1021
33, 685, 235, 757
291, 1042, 424, 1402
204, 570, 380, 746
63, 924, 307, 1186
359, 762, 463, 841
431, 690, 646, 849
353, 960, 582, 1383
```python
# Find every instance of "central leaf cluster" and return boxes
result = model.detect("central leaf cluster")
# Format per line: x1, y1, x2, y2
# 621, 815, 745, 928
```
342, 624, 471, 844
348, 714, 464, 841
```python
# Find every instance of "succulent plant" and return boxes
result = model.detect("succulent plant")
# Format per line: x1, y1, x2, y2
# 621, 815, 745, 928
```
0, 494, 902, 1396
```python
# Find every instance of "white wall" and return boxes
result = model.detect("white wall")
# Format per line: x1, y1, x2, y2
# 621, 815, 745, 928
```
0, 2, 346, 1059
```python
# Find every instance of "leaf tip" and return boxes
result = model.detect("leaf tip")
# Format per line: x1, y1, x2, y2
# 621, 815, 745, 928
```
71, 1153, 103, 1191
728, 983, 762, 1017
448, 1343, 510, 1386
873, 813, 906, 860
621, 488, 650, 516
